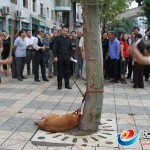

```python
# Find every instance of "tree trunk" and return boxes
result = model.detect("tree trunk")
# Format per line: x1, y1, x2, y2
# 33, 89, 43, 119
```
79, 0, 104, 134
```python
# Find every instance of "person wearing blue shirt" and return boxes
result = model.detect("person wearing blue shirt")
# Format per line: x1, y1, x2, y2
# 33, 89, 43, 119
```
13, 30, 27, 81
108, 31, 120, 83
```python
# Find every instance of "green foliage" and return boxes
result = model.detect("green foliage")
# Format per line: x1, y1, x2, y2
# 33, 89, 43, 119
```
142, 0, 150, 29
108, 18, 138, 34
99, 0, 133, 31
72, 0, 133, 30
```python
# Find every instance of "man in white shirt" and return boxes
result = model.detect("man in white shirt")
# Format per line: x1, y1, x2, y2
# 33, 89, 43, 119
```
33, 30, 49, 82
25, 30, 35, 75
79, 36, 86, 79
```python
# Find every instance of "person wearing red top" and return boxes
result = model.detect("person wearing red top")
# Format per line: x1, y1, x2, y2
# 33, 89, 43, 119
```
120, 33, 130, 84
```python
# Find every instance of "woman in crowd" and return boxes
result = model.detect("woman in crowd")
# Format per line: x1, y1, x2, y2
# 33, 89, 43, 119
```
120, 33, 130, 84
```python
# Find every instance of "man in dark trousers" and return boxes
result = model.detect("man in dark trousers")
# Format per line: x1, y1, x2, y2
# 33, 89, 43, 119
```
133, 27, 145, 88
33, 30, 49, 82
13, 30, 27, 81
53, 25, 73, 90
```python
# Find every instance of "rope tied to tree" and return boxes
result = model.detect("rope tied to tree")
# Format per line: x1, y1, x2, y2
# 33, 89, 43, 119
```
72, 77, 104, 114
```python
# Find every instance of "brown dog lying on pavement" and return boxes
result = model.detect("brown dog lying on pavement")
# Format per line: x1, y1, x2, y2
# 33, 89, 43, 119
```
35, 113, 81, 132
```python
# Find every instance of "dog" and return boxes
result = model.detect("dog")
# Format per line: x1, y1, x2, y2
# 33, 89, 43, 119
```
35, 112, 81, 132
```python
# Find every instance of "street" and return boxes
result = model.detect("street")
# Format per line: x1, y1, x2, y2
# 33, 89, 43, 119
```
0, 73, 150, 150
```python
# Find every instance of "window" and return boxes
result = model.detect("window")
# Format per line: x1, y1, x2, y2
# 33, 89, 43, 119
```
23, 0, 28, 8
47, 8, 49, 18
33, 0, 36, 12
51, 10, 54, 20
40, 3, 43, 15
11, 0, 17, 4
76, 13, 79, 19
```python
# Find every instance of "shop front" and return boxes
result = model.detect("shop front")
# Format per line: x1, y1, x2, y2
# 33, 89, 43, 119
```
32, 18, 39, 36
39, 21, 46, 31
21, 22, 30, 31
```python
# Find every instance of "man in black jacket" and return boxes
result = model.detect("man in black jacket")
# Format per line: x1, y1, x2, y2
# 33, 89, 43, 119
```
33, 30, 49, 82
53, 25, 73, 90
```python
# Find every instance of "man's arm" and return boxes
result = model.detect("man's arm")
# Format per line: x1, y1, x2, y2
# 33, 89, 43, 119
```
69, 39, 73, 57
116, 42, 120, 59
120, 42, 125, 61
13, 38, 18, 51
33, 37, 45, 51
79, 37, 84, 59
0, 57, 12, 65
0, 42, 3, 53
52, 37, 58, 58
131, 44, 150, 65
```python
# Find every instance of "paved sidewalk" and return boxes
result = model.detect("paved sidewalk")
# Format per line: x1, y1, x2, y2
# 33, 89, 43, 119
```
0, 74, 150, 150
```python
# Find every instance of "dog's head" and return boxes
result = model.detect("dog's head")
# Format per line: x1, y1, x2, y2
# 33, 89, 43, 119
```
71, 113, 82, 122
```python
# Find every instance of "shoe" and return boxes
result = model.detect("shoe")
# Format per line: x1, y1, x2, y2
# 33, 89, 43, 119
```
145, 79, 149, 81
65, 85, 72, 89
49, 75, 53, 78
22, 76, 27, 79
12, 76, 17, 78
35, 79, 41, 82
133, 85, 138, 88
139, 86, 144, 89
43, 79, 49, 82
122, 79, 127, 84
58, 87, 62, 90
18, 79, 23, 81
114, 80, 119, 83
109, 79, 114, 83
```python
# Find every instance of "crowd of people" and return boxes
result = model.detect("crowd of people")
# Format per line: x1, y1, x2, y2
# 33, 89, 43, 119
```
0, 25, 150, 90
102, 27, 150, 89
0, 25, 85, 90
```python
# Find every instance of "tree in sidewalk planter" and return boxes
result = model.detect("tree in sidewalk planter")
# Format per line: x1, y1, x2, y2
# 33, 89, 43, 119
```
142, 0, 150, 29
71, 0, 133, 135
70, 0, 104, 135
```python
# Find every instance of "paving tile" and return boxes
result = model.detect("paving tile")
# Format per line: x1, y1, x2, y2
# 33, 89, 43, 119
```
25, 101, 45, 109
22, 141, 48, 150
6, 117, 27, 125
141, 140, 150, 150
9, 132, 34, 141
17, 124, 38, 133
0, 139, 6, 146
118, 124, 137, 133
72, 146, 95, 150
47, 146, 73, 150
0, 139, 27, 150
96, 147, 119, 150
0, 123, 21, 132
0, 130, 14, 139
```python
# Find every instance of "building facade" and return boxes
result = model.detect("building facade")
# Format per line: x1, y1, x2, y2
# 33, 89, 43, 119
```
0, 0, 82, 34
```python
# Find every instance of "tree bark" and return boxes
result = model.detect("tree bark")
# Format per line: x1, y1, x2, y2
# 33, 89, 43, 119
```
79, 0, 104, 134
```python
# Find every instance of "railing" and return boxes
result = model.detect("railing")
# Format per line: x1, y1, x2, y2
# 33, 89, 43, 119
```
55, 0, 71, 7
